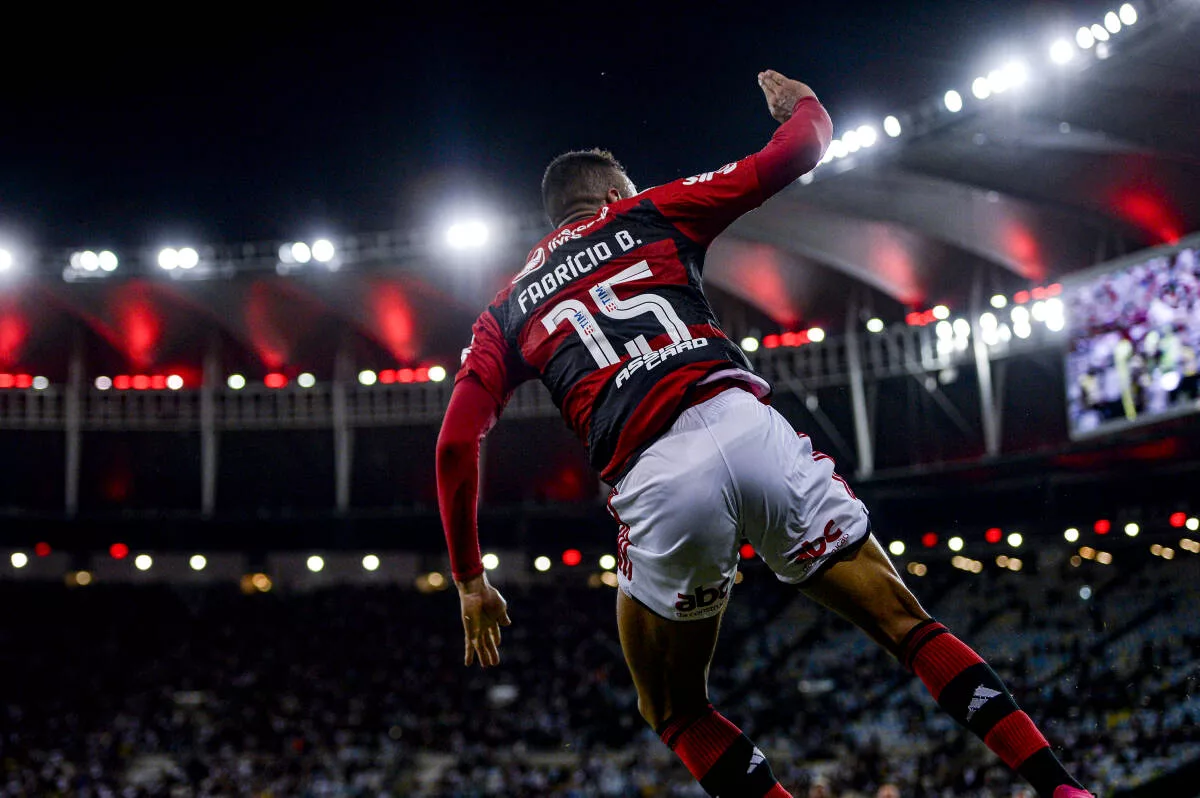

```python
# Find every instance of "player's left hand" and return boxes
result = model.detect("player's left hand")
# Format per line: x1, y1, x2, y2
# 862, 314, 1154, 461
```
457, 573, 512, 668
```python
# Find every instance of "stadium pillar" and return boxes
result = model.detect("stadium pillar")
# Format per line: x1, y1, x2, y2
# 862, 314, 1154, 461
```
64, 336, 83, 517
972, 270, 1001, 458
200, 345, 218, 517
846, 300, 875, 478
333, 347, 353, 514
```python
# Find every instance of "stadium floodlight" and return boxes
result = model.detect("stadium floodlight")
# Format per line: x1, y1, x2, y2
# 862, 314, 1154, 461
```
95, 376, 113, 391
1188, 517, 1199, 532
883, 115, 902, 138
807, 327, 825, 343
1007, 532, 1023, 548
534, 555, 551, 572
932, 304, 950, 320
1090, 23, 1109, 42
952, 319, 971, 338
948, 536, 964, 552
291, 242, 312, 264
11, 551, 27, 568
990, 294, 1008, 309
1076, 26, 1096, 48
1050, 38, 1076, 64
358, 369, 378, 386
827, 139, 848, 159
178, 247, 199, 269
1003, 60, 1030, 89
134, 554, 153, 571
1011, 305, 1030, 325
297, 372, 316, 388
1124, 522, 1140, 537
740, 336, 760, 352
1064, 527, 1080, 542
80, 250, 100, 271
0, 249, 12, 271
599, 554, 617, 571
841, 130, 861, 153
482, 553, 499, 571
362, 554, 381, 571
32, 376, 48, 390
888, 540, 905, 556
1104, 11, 1121, 34
446, 221, 490, 250
936, 321, 954, 341
856, 125, 878, 148
158, 248, 179, 270
98, 250, 118, 271
312, 239, 335, 263
1031, 300, 1048, 322
306, 555, 325, 573
189, 554, 207, 571
165, 375, 184, 390
972, 77, 991, 100
866, 318, 885, 334
428, 365, 447, 382
227, 374, 246, 390
1119, 3, 1137, 26
943, 90, 963, 113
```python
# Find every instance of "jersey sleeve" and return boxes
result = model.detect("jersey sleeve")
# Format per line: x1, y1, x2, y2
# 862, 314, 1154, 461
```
644, 96, 832, 246
456, 306, 535, 408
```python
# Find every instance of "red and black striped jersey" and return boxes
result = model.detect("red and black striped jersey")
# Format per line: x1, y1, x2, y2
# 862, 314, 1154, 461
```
457, 158, 778, 482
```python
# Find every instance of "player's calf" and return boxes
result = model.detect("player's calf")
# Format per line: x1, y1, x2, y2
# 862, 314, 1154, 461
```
658, 705, 792, 798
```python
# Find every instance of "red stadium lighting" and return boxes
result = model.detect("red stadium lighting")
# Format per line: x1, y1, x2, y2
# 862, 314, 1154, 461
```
1013, 290, 1031, 305
379, 369, 397, 384
985, 527, 1003, 544
740, 543, 755, 559
781, 332, 799, 347
562, 548, 582, 567
1170, 512, 1187, 528
131, 375, 150, 390
415, 367, 430, 382
397, 368, 415, 383
34, 542, 51, 557
921, 532, 938, 548
264, 373, 288, 389
1047, 283, 1062, 297
762, 335, 780, 349
149, 375, 166, 390
0, 374, 12, 388
114, 375, 131, 390
1031, 287, 1047, 300
109, 542, 129, 560
1094, 519, 1111, 535
14, 374, 31, 389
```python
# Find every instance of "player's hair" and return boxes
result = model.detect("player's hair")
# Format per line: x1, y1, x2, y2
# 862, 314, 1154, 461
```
541, 149, 629, 227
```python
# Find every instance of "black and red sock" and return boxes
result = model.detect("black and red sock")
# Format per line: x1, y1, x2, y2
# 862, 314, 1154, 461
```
901, 620, 1083, 798
659, 705, 791, 798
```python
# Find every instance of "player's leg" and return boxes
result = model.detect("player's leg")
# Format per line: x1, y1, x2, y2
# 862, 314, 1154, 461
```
617, 589, 792, 798
799, 536, 1090, 798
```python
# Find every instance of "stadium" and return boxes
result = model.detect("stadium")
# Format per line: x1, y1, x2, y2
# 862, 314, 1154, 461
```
2, 2, 1199, 796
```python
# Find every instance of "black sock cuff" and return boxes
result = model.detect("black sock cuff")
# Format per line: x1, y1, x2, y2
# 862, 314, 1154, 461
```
898, 618, 947, 671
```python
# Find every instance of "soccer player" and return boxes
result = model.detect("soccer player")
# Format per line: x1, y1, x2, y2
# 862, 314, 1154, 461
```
436, 69, 1092, 798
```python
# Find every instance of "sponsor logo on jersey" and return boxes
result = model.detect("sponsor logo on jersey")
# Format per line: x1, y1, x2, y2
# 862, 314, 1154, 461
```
511, 247, 547, 283
516, 228, 640, 314
547, 206, 608, 253
791, 519, 847, 562
965, 685, 1002, 720
614, 338, 709, 388
675, 577, 730, 617
681, 162, 738, 186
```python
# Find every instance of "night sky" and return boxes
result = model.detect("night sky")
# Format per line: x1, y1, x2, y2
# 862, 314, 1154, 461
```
2, 1, 1115, 250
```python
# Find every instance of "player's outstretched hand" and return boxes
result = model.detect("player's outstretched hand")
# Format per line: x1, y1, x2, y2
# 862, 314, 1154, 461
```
457, 573, 512, 668
758, 69, 817, 123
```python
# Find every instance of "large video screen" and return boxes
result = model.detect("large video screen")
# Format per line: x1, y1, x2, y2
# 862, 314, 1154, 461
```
1065, 234, 1200, 439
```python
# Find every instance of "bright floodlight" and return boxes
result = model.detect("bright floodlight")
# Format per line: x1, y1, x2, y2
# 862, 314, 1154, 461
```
1187, 517, 1199, 531
1119, 3, 1137, 25
979, 312, 998, 329
166, 374, 183, 391
807, 327, 825, 343
0, 249, 12, 270
948, 536, 964, 552
990, 294, 1008, 309
189, 554, 207, 571
883, 115, 902, 138
98, 250, 118, 271
158, 248, 179, 270
358, 369, 378, 386
943, 90, 963, 113
80, 250, 100, 271
866, 318, 885, 334
428, 365, 447, 382
1011, 305, 1031, 325
1124, 522, 1140, 537
1104, 11, 1122, 33
1008, 532, 1023, 548
932, 304, 950, 320
134, 554, 153, 571
1064, 527, 1080, 542
446, 221, 490, 250
827, 140, 848, 159
291, 242, 312, 264
1090, 23, 1109, 42
362, 554, 381, 571
856, 125, 878, 148
953, 318, 971, 338
178, 247, 199, 269
32, 376, 48, 390
95, 376, 112, 390
1050, 38, 1076, 64
888, 540, 905, 556
534, 555, 551, 572
306, 555, 325, 573
297, 372, 316, 388
842, 130, 861, 153
482, 553, 499, 571
936, 321, 954, 341
599, 554, 617, 571
312, 239, 335, 263
972, 77, 991, 100
227, 374, 246, 390
740, 336, 760, 352
11, 551, 28, 568
1076, 26, 1096, 48
1004, 61, 1030, 89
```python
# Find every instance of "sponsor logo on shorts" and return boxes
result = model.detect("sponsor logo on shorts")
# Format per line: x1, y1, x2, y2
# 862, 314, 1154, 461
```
674, 577, 729, 618
791, 519, 847, 562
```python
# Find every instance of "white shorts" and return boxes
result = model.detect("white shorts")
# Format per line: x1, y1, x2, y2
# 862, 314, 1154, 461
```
608, 387, 871, 621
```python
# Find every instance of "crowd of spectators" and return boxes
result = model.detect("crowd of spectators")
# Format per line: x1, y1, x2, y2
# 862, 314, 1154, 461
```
1, 550, 1196, 797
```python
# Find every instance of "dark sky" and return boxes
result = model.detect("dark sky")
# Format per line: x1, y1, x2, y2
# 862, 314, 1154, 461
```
1, 1, 1111, 249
